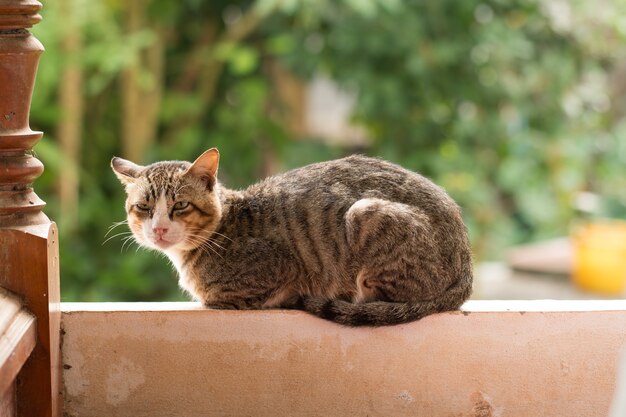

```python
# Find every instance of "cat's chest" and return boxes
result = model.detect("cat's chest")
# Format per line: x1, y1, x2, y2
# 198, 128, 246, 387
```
166, 250, 185, 273
165, 250, 207, 302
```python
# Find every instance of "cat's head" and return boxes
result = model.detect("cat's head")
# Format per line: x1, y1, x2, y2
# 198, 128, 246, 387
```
111, 148, 222, 253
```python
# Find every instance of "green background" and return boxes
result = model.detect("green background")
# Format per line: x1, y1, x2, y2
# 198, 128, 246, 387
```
29, 0, 626, 301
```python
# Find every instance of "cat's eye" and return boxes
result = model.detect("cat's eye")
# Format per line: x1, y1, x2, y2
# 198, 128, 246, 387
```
135, 203, 150, 211
173, 201, 190, 211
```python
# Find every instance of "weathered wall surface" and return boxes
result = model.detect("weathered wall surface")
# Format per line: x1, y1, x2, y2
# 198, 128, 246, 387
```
61, 301, 626, 417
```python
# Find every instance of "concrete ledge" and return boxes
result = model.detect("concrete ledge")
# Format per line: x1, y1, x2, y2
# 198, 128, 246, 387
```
61, 301, 626, 417
61, 299, 626, 312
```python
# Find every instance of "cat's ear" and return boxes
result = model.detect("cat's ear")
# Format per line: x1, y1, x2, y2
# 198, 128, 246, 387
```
185, 148, 219, 189
111, 157, 142, 185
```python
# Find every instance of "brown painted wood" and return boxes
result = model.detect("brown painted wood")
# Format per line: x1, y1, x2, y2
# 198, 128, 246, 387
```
0, 288, 37, 399
1, 226, 61, 417
0, 382, 16, 417
0, 2, 62, 416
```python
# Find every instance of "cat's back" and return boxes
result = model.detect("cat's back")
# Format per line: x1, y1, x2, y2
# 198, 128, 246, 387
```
246, 154, 456, 216
274, 154, 408, 185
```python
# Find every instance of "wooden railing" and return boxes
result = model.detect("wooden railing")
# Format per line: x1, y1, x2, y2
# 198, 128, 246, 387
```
0, 1, 61, 416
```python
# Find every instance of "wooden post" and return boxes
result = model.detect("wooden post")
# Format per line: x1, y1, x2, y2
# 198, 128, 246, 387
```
0, 1, 61, 416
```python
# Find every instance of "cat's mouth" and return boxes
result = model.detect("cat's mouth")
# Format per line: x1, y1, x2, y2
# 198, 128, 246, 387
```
152, 236, 176, 250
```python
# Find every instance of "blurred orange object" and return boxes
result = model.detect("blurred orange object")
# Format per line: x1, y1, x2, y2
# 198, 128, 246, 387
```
572, 221, 626, 295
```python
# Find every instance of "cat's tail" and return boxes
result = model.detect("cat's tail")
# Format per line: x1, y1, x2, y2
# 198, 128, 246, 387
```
300, 277, 472, 326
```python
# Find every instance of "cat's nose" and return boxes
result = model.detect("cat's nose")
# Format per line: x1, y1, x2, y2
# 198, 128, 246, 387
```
153, 227, 168, 236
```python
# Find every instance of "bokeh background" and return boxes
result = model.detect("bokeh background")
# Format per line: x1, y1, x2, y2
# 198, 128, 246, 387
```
30, 0, 626, 301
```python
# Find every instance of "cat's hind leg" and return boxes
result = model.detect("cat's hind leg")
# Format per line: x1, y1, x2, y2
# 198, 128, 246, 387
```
345, 197, 460, 306
300, 197, 471, 326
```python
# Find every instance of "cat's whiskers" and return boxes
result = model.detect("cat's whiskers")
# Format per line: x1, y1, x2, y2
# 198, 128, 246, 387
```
187, 226, 232, 247
209, 230, 233, 243
185, 233, 214, 249
104, 220, 129, 239
191, 232, 227, 252
102, 231, 133, 246
121, 235, 138, 253
191, 241, 223, 260
103, 220, 136, 251
185, 233, 224, 260
199, 243, 224, 260
120, 236, 133, 252
206, 238, 225, 251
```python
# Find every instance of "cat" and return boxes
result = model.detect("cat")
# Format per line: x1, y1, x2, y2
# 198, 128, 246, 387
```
111, 148, 473, 326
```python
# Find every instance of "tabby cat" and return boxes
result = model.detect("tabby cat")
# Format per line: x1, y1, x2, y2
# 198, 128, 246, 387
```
111, 148, 473, 326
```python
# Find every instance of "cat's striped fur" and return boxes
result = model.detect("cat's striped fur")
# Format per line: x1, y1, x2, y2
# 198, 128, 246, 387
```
112, 148, 473, 326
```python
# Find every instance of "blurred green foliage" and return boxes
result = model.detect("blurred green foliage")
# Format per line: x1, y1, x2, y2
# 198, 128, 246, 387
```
29, 0, 626, 301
